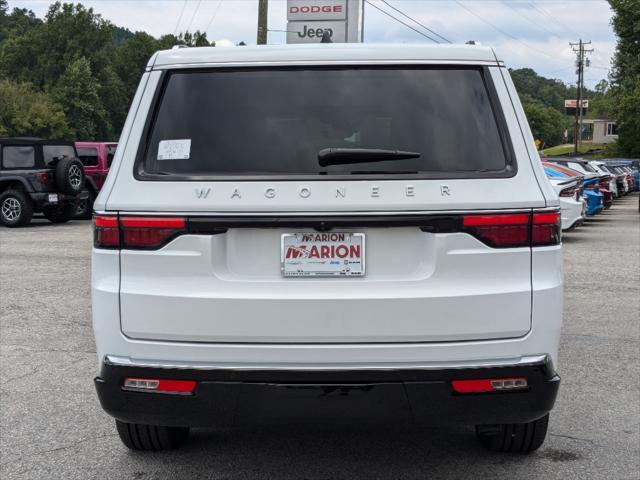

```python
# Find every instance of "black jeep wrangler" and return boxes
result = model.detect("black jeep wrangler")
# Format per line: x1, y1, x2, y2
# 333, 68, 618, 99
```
0, 138, 87, 227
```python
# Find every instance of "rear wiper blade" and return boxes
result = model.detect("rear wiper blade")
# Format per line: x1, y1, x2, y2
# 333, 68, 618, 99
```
318, 148, 420, 167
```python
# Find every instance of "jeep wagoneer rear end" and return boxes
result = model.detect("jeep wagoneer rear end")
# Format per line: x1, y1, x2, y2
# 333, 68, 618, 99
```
92, 44, 562, 453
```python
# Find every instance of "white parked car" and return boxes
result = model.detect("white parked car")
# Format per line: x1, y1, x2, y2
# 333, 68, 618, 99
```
548, 177, 584, 230
589, 161, 618, 197
91, 44, 563, 453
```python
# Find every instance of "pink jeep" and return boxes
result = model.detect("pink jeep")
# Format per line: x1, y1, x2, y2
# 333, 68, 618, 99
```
75, 142, 117, 218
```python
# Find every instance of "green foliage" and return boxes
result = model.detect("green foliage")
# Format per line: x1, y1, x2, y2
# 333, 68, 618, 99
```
609, 0, 640, 157
510, 68, 571, 112
0, 79, 71, 138
520, 95, 569, 148
53, 56, 110, 139
0, 2, 222, 141
178, 30, 213, 47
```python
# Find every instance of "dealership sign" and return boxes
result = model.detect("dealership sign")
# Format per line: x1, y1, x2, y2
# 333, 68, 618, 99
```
564, 99, 589, 116
287, 0, 362, 44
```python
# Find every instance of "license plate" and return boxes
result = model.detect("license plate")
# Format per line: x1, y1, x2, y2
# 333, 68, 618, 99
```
281, 232, 365, 277
48, 194, 58, 203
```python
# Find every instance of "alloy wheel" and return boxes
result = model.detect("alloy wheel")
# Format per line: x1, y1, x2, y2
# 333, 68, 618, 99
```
1, 197, 21, 221
69, 165, 82, 189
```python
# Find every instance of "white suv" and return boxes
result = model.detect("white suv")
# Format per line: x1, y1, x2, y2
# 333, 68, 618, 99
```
92, 44, 563, 453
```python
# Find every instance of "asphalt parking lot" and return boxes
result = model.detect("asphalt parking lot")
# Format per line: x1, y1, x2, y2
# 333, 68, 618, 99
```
1, 195, 638, 480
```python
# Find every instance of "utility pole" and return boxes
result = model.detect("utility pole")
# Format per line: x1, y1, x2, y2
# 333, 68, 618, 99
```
257, 0, 268, 45
570, 39, 593, 155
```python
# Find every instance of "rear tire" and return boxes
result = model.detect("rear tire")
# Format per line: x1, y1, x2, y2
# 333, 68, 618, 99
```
43, 203, 77, 224
475, 413, 549, 453
74, 190, 94, 219
115, 420, 189, 451
0, 189, 33, 227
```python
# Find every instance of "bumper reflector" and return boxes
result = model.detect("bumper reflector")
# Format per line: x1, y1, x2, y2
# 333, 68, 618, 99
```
123, 378, 196, 395
452, 377, 528, 393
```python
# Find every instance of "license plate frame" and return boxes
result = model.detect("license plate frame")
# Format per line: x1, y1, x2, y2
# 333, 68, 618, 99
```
281, 232, 365, 278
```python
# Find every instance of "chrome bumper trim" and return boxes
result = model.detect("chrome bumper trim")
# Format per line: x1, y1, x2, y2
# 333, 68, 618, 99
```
104, 354, 550, 372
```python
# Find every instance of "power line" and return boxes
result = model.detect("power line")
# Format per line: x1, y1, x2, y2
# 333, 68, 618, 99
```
379, 0, 451, 43
204, 0, 224, 35
528, 1, 581, 39
454, 1, 564, 64
364, 0, 439, 43
501, 1, 562, 39
185, 0, 202, 33
173, 0, 188, 35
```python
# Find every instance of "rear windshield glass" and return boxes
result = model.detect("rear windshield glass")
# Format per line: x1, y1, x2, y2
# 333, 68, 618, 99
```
140, 67, 512, 178
77, 147, 99, 166
43, 145, 75, 166
570, 162, 596, 173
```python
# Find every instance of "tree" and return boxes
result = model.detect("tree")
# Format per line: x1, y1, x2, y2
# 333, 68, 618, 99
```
53, 56, 110, 139
0, 2, 113, 88
177, 30, 213, 47
521, 96, 569, 148
0, 79, 71, 138
609, 0, 640, 156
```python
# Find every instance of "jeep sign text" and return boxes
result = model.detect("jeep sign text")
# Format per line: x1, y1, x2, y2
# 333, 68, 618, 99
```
286, 21, 346, 43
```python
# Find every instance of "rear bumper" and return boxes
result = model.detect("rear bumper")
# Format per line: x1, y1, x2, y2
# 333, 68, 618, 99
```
31, 191, 87, 210
94, 355, 560, 427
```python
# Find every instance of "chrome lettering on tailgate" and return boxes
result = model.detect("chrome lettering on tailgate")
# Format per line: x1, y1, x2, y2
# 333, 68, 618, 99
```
281, 232, 365, 277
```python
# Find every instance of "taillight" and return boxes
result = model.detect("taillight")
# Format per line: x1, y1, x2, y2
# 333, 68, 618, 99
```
35, 172, 50, 185
93, 215, 119, 248
559, 186, 577, 197
462, 213, 530, 248
122, 378, 196, 395
462, 212, 560, 248
532, 211, 561, 246
452, 377, 528, 394
120, 216, 186, 249
93, 215, 186, 249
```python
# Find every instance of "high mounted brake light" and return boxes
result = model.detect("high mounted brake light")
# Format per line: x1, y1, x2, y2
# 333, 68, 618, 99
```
93, 215, 186, 249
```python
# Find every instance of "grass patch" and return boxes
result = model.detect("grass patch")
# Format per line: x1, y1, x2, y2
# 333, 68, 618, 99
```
541, 143, 607, 156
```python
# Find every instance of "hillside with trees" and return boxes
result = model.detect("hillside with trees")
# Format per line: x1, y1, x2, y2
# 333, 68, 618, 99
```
0, 1, 214, 140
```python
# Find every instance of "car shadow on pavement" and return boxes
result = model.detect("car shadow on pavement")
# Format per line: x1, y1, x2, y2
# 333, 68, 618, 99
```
117, 424, 551, 478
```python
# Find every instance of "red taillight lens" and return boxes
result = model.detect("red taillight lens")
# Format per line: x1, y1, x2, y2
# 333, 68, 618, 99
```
462, 214, 530, 248
462, 212, 560, 248
35, 172, 50, 185
93, 215, 186, 249
93, 215, 119, 248
532, 212, 561, 246
559, 186, 577, 197
123, 378, 196, 395
120, 216, 186, 249
452, 377, 528, 393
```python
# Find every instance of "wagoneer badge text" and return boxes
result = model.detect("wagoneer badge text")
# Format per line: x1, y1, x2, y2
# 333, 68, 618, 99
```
195, 185, 452, 200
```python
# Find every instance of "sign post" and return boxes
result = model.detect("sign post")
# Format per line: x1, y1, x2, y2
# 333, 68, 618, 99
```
286, 0, 363, 44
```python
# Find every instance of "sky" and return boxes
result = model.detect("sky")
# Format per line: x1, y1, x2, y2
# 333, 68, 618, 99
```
8, 0, 617, 88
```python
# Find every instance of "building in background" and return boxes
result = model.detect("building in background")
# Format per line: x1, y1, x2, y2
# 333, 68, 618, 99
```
581, 119, 618, 144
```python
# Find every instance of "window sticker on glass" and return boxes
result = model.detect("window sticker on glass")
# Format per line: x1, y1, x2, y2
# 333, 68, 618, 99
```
158, 139, 191, 160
